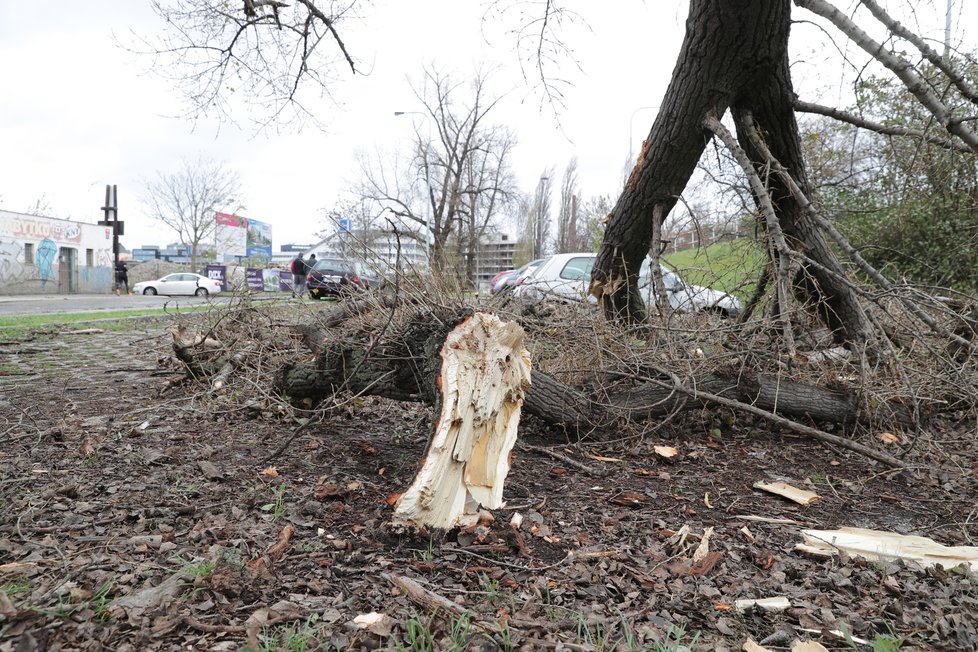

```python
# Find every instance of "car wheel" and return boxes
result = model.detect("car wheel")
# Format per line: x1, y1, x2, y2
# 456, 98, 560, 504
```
195, 288, 209, 296
143, 287, 157, 296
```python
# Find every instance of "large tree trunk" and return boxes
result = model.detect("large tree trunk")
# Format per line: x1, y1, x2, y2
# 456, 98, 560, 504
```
593, 0, 873, 346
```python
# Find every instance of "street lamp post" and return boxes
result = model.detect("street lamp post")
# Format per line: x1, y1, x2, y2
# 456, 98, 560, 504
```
394, 111, 434, 261
535, 176, 548, 260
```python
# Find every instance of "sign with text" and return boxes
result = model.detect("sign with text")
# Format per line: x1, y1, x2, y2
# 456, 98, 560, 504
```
204, 264, 229, 291
245, 268, 264, 291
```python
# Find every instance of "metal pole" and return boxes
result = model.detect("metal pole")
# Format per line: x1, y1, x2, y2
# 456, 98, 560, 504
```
394, 111, 434, 262
944, 0, 953, 60
536, 176, 548, 259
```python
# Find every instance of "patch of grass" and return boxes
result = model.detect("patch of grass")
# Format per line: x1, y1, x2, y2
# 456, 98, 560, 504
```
412, 537, 435, 563
259, 614, 322, 652
478, 573, 500, 604
664, 239, 764, 298
448, 612, 474, 648
576, 613, 613, 650
646, 624, 701, 652
91, 580, 114, 621
842, 623, 906, 651
0, 304, 218, 340
810, 470, 829, 485
176, 556, 216, 579
2, 582, 30, 596
0, 361, 24, 375
392, 613, 437, 651
543, 585, 564, 622
260, 483, 288, 521
168, 475, 200, 496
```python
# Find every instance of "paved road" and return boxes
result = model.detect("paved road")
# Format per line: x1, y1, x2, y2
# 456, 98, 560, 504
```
0, 293, 241, 317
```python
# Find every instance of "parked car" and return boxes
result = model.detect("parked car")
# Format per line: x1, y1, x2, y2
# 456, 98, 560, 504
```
491, 258, 546, 295
353, 261, 387, 290
133, 273, 222, 297
488, 269, 515, 294
306, 258, 364, 299
513, 252, 742, 316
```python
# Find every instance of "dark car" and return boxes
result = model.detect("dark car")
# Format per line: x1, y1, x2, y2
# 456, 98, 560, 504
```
306, 258, 364, 299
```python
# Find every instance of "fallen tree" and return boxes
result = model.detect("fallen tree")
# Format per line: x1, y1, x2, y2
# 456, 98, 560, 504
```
170, 293, 936, 511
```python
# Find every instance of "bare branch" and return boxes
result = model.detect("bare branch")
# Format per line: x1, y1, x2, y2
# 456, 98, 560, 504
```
857, 0, 978, 107
794, 99, 974, 153
794, 0, 978, 154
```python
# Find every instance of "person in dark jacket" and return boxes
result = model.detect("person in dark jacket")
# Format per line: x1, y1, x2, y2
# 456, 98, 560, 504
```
115, 260, 130, 295
291, 254, 308, 297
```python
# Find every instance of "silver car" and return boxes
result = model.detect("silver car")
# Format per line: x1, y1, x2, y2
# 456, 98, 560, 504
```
513, 253, 742, 316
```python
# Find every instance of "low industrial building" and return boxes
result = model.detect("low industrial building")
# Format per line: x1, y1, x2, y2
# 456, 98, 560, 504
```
0, 209, 118, 295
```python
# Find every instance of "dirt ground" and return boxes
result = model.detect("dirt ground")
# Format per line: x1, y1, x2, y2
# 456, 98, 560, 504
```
1, 308, 977, 651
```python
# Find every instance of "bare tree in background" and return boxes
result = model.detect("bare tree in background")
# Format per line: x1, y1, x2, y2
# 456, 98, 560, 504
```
143, 156, 241, 270
357, 67, 519, 275
457, 124, 520, 285
556, 157, 581, 253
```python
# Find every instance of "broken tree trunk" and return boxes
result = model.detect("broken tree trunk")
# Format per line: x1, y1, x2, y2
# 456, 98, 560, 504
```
391, 312, 531, 530
285, 311, 533, 530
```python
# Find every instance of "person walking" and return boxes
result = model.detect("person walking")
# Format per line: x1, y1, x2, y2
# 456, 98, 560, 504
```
114, 260, 130, 295
291, 253, 308, 297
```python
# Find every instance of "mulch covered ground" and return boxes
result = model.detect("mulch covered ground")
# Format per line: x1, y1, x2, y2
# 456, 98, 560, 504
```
1, 309, 976, 651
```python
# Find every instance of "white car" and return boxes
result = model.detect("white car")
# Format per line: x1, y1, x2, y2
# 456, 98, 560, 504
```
513, 252, 742, 316
133, 273, 223, 297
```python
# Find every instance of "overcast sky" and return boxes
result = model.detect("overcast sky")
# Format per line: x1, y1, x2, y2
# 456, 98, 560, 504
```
0, 1, 972, 251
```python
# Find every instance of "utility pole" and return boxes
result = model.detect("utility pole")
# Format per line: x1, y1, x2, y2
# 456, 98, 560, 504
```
97, 184, 125, 276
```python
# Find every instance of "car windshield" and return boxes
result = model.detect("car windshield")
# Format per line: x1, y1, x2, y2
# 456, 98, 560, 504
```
521, 257, 551, 280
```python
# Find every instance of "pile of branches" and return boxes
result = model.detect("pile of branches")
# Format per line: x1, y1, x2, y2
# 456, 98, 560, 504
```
162, 267, 977, 472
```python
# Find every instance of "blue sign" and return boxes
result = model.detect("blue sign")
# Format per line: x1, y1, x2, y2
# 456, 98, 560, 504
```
338, 218, 352, 233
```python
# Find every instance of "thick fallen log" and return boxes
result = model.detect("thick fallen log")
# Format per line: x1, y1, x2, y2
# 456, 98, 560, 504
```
524, 369, 863, 432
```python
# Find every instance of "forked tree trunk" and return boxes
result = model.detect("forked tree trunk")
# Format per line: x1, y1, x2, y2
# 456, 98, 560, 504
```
593, 0, 875, 346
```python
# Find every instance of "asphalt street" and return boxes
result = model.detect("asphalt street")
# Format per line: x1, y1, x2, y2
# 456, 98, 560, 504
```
0, 293, 242, 317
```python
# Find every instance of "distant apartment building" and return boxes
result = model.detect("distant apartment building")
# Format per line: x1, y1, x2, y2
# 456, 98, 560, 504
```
131, 243, 192, 263
305, 228, 428, 272
473, 233, 517, 289
0, 209, 119, 295
304, 228, 517, 289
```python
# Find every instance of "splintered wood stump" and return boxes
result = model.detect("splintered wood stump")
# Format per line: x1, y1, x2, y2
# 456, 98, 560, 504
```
392, 312, 531, 531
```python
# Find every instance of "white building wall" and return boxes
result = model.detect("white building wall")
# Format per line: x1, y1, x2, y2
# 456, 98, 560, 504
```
0, 210, 116, 295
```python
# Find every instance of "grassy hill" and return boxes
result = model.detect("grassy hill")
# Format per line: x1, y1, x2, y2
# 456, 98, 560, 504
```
663, 238, 765, 298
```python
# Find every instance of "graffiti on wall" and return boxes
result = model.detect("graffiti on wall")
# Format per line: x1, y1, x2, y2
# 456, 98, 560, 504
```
0, 240, 21, 282
37, 239, 57, 289
0, 238, 114, 293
